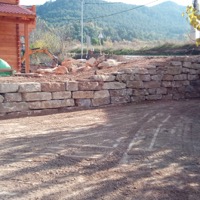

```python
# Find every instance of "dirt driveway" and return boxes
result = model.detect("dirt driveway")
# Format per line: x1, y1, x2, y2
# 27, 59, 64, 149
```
0, 100, 200, 200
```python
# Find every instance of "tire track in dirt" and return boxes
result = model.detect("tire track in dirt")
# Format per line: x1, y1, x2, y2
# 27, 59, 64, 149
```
119, 112, 171, 165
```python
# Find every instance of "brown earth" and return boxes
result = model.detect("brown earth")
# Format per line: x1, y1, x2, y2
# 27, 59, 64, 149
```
0, 99, 200, 200
0, 56, 174, 83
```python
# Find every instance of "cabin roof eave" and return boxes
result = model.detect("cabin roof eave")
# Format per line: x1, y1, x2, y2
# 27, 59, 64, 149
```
0, 3, 36, 19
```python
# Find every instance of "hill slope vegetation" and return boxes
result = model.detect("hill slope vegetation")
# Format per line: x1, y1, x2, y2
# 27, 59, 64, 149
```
36, 0, 189, 42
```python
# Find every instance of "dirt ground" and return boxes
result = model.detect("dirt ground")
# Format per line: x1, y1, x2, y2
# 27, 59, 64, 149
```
0, 56, 174, 83
0, 99, 200, 200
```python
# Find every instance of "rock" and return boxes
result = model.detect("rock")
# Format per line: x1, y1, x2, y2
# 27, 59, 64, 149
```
118, 69, 133, 74
66, 81, 78, 91
148, 69, 157, 75
23, 92, 52, 101
0, 95, 4, 103
135, 74, 151, 82
68, 64, 78, 73
131, 96, 146, 102
78, 81, 102, 91
94, 90, 110, 98
103, 82, 126, 90
41, 82, 65, 92
136, 68, 149, 75
0, 83, 19, 93
162, 81, 172, 88
172, 81, 190, 87
107, 59, 121, 66
174, 74, 187, 81
4, 93, 22, 102
177, 86, 186, 93
183, 62, 192, 68
162, 75, 173, 81
97, 59, 121, 69
52, 91, 71, 99
188, 75, 199, 81
77, 66, 91, 73
36, 68, 55, 74
15, 72, 42, 77
53, 66, 69, 75
191, 63, 200, 69
61, 59, 77, 67
92, 97, 110, 107
116, 74, 131, 82
148, 88, 156, 95
75, 99, 91, 107
162, 94, 173, 100
133, 89, 148, 96
86, 57, 97, 67
170, 61, 182, 66
156, 88, 167, 95
144, 81, 160, 89
29, 99, 75, 109
72, 91, 94, 99
151, 75, 162, 81
166, 66, 182, 75
0, 102, 28, 113
19, 83, 41, 93
173, 93, 185, 100
189, 69, 198, 75
90, 75, 115, 82
127, 81, 144, 89
97, 61, 109, 69
61, 59, 79, 73
190, 80, 200, 88
110, 89, 132, 97
147, 65, 157, 69
146, 95, 162, 100
111, 96, 131, 104
95, 55, 106, 66
182, 68, 190, 73
61, 59, 72, 66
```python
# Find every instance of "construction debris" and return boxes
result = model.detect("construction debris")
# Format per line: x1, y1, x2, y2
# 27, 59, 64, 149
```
86, 57, 96, 67
53, 65, 69, 75
97, 59, 122, 69
33, 56, 122, 75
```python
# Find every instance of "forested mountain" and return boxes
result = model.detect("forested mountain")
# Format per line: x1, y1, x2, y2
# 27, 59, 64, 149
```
36, 0, 190, 42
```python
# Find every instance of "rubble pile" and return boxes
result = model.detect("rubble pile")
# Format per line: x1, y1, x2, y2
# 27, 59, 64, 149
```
35, 56, 122, 75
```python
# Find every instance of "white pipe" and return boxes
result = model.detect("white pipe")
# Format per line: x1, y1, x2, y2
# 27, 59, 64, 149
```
81, 0, 84, 59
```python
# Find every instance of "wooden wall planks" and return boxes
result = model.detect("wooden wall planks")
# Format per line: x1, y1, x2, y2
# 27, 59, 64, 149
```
0, 22, 18, 70
0, 0, 18, 5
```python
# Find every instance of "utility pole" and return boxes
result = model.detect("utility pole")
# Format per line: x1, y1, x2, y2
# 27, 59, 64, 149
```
81, 0, 84, 59
98, 32, 104, 55
193, 0, 198, 10
193, 0, 200, 39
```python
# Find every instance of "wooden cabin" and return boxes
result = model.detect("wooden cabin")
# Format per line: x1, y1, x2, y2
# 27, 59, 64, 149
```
0, 0, 36, 73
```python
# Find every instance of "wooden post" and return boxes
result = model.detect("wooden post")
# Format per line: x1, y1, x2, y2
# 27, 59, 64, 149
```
16, 24, 21, 72
24, 23, 30, 73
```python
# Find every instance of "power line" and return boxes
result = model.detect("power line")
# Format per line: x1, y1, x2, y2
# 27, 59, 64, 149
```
85, 2, 121, 5
38, 0, 160, 24
84, 0, 160, 21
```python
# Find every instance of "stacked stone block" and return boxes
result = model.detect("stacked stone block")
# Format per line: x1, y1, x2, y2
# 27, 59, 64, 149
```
0, 57, 200, 117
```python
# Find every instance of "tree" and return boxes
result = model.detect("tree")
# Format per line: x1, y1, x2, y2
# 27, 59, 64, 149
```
185, 0, 200, 45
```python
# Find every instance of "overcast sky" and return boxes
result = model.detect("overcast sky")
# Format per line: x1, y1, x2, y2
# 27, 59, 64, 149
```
20, 0, 192, 6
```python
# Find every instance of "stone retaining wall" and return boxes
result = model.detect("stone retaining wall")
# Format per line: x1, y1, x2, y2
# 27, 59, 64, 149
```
0, 57, 200, 118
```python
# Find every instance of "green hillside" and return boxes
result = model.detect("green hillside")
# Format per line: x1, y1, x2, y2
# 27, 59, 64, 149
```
36, 0, 190, 41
